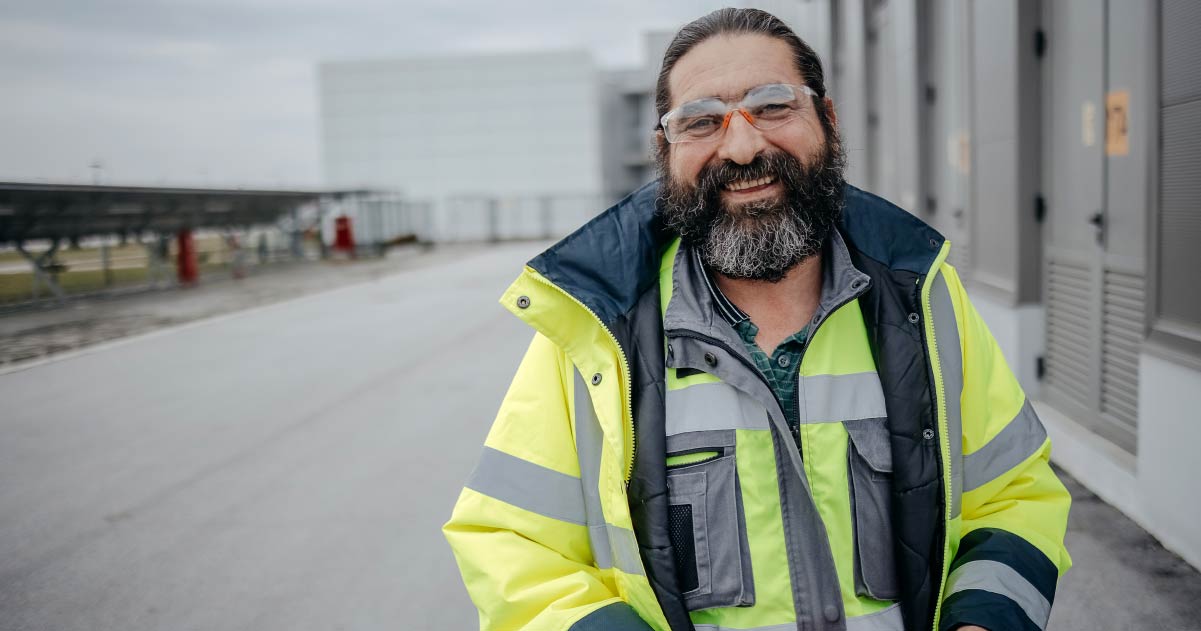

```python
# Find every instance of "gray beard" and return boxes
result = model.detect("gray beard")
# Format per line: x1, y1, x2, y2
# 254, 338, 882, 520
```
695, 198, 824, 280
656, 139, 846, 283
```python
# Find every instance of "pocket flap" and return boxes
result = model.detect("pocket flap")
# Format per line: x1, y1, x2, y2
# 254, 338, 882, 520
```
844, 417, 893, 473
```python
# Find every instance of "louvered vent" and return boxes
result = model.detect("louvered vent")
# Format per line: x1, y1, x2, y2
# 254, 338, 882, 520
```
1045, 258, 1094, 408
1100, 269, 1144, 432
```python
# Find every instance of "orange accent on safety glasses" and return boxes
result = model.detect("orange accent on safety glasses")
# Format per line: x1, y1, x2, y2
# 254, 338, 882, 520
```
721, 109, 757, 129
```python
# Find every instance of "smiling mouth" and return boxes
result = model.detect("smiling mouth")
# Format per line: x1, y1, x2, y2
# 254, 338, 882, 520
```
724, 175, 777, 192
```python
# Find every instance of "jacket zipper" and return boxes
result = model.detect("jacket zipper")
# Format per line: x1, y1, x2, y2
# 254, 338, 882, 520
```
919, 270, 952, 631
528, 272, 637, 484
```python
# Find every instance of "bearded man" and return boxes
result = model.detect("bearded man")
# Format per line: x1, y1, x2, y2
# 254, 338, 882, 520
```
445, 8, 1071, 631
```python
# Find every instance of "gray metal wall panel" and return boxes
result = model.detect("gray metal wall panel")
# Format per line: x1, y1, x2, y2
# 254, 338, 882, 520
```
832, 0, 871, 188
1158, 0, 1201, 335
1158, 99, 1201, 330
1162, 0, 1201, 106
969, 0, 1021, 294
1046, 0, 1105, 254
1042, 0, 1106, 429
1104, 0, 1152, 265
925, 0, 973, 273
867, 0, 900, 201
973, 138, 1020, 295
1094, 0, 1153, 439
1015, 0, 1045, 305
891, 0, 924, 212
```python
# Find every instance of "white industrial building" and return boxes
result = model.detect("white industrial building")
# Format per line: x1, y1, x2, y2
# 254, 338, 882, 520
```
318, 51, 603, 241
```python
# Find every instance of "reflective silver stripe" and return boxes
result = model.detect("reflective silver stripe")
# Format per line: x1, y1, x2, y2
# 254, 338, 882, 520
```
693, 605, 903, 631
930, 272, 964, 518
666, 381, 769, 436
797, 371, 888, 423
848, 603, 904, 631
693, 623, 795, 631
589, 522, 643, 575
465, 446, 586, 525
963, 399, 1047, 492
574, 370, 645, 576
946, 559, 1051, 629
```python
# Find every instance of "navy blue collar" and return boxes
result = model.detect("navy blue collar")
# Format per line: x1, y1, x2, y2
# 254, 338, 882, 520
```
526, 180, 944, 328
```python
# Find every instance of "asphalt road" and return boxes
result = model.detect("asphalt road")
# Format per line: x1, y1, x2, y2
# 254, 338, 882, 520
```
0, 242, 539, 631
1, 241, 1198, 630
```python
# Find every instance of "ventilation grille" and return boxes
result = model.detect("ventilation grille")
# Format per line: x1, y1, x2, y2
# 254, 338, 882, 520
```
1045, 258, 1094, 408
1100, 269, 1144, 431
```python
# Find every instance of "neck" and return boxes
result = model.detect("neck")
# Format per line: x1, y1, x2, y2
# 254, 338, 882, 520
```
713, 254, 823, 354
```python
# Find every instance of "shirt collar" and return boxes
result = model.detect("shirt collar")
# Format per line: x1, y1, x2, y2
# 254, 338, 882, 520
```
687, 226, 872, 328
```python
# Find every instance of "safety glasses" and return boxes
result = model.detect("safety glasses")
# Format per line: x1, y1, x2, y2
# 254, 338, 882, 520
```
659, 83, 818, 144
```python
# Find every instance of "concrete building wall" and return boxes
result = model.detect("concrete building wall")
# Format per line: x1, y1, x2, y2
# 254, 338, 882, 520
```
318, 51, 602, 240
599, 32, 668, 205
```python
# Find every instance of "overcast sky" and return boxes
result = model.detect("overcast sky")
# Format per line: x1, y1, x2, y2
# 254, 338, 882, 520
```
0, 0, 733, 188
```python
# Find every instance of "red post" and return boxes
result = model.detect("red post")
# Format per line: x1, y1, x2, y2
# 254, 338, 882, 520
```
177, 229, 199, 285
334, 215, 356, 258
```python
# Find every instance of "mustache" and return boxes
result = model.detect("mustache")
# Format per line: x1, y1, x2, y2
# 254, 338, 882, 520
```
695, 151, 803, 195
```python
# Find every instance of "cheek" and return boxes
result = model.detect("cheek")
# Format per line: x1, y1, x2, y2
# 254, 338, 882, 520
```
769, 121, 827, 167
670, 147, 711, 182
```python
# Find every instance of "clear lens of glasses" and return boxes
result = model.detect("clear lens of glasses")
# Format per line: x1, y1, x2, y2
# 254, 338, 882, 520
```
661, 84, 816, 144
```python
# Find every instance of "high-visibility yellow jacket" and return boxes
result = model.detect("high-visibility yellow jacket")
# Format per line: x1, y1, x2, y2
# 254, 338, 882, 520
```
444, 182, 1072, 631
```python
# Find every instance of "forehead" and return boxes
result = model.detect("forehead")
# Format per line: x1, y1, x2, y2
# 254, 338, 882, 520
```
668, 33, 804, 107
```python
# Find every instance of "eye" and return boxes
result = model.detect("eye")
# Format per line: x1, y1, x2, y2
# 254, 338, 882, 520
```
682, 116, 720, 132
752, 102, 796, 119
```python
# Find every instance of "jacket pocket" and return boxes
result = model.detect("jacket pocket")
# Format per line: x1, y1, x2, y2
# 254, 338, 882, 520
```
845, 417, 899, 601
665, 431, 755, 611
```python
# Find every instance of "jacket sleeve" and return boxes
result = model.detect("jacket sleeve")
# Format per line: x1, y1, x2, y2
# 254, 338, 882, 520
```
443, 332, 654, 631
937, 265, 1073, 631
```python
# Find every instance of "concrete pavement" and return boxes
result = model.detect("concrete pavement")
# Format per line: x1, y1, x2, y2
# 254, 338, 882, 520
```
0, 242, 537, 630
1, 241, 1197, 630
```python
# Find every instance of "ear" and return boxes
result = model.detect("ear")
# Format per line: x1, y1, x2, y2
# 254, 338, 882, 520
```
823, 97, 838, 129
655, 128, 670, 155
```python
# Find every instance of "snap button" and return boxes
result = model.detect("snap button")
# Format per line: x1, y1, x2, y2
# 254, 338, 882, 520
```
516, 295, 531, 309
704, 352, 717, 367
908, 312, 920, 324
777, 354, 790, 368
823, 604, 840, 622
851, 280, 863, 289
929, 237, 939, 248
923, 428, 936, 440
591, 373, 602, 386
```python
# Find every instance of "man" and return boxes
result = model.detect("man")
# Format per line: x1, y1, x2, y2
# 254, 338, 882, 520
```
445, 8, 1071, 631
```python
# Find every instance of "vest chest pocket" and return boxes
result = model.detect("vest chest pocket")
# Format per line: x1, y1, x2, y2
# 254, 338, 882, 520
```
665, 432, 755, 611
845, 418, 900, 601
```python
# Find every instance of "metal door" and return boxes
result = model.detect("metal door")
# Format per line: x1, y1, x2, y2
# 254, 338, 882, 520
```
1043, 0, 1146, 452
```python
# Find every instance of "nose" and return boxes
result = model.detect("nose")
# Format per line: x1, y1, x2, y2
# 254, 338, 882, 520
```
716, 109, 768, 165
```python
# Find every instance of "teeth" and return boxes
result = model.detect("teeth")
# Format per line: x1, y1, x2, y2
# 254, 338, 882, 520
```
725, 176, 775, 191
